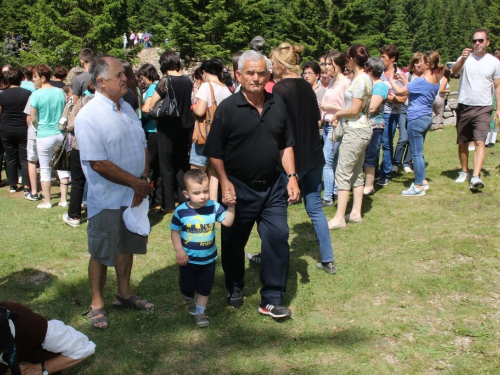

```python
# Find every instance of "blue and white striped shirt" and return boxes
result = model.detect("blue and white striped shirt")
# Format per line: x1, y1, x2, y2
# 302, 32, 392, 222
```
75, 91, 147, 218
170, 201, 226, 265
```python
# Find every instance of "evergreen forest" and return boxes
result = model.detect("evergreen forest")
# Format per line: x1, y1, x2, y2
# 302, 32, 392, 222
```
1, 0, 499, 68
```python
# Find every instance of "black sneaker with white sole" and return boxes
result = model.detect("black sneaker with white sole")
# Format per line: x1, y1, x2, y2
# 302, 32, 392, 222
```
227, 289, 243, 308
258, 301, 291, 318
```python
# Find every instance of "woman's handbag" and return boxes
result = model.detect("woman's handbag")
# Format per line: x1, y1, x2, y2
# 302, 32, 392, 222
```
50, 134, 71, 173
150, 76, 179, 119
192, 83, 217, 145
328, 122, 343, 143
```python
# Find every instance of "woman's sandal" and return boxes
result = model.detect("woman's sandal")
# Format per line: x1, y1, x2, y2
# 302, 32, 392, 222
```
114, 295, 155, 310
82, 306, 108, 329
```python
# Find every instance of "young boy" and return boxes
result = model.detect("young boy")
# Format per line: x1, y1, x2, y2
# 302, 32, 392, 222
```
170, 169, 235, 328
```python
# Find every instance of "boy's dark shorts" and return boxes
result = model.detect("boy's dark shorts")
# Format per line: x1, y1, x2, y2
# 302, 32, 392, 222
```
179, 261, 216, 297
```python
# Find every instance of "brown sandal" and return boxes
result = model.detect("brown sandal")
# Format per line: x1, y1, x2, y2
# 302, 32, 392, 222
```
82, 306, 108, 329
114, 295, 154, 310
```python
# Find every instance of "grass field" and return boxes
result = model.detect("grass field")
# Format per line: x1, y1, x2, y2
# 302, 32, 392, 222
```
1, 124, 500, 374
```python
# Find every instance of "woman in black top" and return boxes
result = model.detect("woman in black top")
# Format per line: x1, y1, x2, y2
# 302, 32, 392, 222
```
270, 42, 336, 274
149, 51, 193, 212
0, 67, 32, 193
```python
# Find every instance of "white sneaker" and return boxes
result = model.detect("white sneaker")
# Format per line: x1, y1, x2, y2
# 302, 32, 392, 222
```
402, 183, 425, 196
403, 166, 413, 174
37, 202, 52, 209
58, 201, 68, 208
391, 165, 399, 173
455, 171, 468, 183
469, 176, 484, 191
63, 213, 80, 227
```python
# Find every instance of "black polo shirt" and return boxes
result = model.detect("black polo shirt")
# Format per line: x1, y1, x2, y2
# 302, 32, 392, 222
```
205, 90, 294, 181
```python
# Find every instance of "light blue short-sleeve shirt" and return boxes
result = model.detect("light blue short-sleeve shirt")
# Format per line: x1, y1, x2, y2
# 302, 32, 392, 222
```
75, 91, 147, 218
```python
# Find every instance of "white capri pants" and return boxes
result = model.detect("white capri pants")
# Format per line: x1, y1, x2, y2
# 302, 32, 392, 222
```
36, 133, 71, 182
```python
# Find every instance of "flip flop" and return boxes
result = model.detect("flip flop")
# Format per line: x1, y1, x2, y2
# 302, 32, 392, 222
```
114, 295, 155, 310
82, 306, 108, 329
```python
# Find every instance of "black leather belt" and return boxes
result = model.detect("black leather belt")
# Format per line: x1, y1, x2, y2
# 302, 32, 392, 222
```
248, 179, 267, 187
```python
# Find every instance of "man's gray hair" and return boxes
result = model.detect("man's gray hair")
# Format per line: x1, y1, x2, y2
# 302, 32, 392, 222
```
89, 54, 113, 86
238, 50, 271, 73
365, 57, 385, 79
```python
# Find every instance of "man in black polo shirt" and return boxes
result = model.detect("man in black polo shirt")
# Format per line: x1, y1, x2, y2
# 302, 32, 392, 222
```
205, 50, 300, 319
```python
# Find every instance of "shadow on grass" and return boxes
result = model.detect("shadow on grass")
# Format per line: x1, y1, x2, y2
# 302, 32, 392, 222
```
0, 268, 57, 302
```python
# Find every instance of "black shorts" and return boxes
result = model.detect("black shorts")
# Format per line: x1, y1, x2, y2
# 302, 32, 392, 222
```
179, 261, 216, 297
456, 104, 493, 144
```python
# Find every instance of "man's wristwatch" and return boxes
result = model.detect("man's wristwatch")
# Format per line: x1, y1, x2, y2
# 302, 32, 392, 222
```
41, 361, 49, 375
287, 173, 299, 181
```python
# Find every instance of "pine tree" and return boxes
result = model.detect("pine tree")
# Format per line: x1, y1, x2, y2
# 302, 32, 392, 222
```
386, 0, 412, 66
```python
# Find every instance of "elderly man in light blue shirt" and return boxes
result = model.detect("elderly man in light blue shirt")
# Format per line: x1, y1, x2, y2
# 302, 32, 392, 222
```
75, 55, 154, 329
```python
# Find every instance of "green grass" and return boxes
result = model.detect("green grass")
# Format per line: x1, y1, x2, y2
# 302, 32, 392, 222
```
2, 125, 500, 374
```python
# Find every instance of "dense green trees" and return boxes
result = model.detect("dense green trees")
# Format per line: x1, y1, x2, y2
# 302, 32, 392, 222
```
1, 0, 498, 68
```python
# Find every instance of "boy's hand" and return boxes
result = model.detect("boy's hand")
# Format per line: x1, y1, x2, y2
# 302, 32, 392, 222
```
176, 249, 189, 266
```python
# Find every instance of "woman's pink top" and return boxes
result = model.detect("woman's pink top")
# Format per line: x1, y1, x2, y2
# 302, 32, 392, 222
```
320, 76, 350, 122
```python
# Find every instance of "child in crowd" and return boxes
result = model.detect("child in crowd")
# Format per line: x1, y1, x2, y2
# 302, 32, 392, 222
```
170, 169, 235, 328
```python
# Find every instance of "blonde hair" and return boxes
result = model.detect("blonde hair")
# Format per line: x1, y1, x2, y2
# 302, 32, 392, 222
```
270, 42, 304, 75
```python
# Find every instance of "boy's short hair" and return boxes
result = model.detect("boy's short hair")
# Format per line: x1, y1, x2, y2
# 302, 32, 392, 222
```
78, 48, 94, 63
183, 169, 208, 188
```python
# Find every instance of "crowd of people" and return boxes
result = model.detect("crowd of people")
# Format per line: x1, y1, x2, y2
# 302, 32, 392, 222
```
1, 27, 500, 372
124, 30, 153, 49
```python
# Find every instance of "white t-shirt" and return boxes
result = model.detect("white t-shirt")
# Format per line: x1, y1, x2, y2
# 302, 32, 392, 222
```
456, 53, 500, 106
195, 82, 232, 106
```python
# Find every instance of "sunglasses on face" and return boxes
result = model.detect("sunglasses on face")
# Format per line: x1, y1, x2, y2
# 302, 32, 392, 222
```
472, 39, 485, 44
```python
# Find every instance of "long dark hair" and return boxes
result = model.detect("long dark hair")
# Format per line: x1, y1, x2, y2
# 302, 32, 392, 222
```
121, 60, 141, 107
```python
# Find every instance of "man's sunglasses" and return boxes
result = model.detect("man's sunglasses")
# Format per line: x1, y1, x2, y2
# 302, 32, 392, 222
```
472, 39, 485, 43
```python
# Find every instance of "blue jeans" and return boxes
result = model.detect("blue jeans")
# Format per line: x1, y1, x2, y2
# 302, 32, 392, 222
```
322, 125, 339, 200
407, 114, 432, 185
393, 106, 412, 168
380, 113, 399, 178
364, 128, 383, 167
299, 167, 334, 263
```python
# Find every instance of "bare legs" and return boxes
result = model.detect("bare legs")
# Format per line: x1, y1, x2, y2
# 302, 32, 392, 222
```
327, 185, 364, 228
458, 140, 486, 176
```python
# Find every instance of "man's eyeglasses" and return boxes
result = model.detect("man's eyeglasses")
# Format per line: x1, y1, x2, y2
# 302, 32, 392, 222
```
302, 72, 316, 76
472, 39, 485, 44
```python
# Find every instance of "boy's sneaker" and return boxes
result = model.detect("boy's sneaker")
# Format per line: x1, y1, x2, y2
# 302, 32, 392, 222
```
9, 186, 19, 193
402, 183, 425, 196
403, 166, 413, 174
183, 298, 196, 316
24, 191, 39, 201
227, 289, 243, 308
376, 177, 391, 186
469, 176, 484, 191
195, 313, 210, 328
391, 165, 399, 173
63, 213, 81, 227
246, 252, 261, 265
258, 301, 291, 319
455, 171, 468, 183
316, 262, 337, 274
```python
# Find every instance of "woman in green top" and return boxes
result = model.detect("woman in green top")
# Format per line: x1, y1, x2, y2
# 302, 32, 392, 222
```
30, 64, 70, 209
